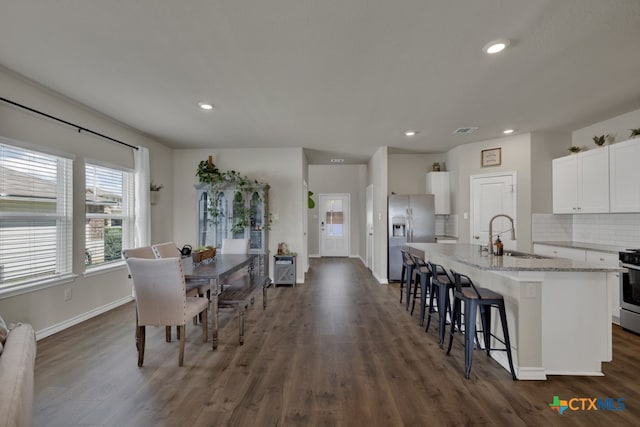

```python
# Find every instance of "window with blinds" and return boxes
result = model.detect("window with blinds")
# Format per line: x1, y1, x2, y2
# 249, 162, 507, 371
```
85, 163, 134, 268
0, 141, 73, 288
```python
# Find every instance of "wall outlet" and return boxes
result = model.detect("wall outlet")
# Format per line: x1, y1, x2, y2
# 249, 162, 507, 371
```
64, 288, 72, 301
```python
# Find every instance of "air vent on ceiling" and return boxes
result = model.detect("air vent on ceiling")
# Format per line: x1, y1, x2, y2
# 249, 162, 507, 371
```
330, 158, 344, 163
453, 127, 479, 134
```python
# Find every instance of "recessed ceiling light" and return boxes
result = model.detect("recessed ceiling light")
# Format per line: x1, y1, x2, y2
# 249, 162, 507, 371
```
483, 39, 510, 55
404, 130, 418, 137
198, 102, 214, 110
503, 129, 515, 134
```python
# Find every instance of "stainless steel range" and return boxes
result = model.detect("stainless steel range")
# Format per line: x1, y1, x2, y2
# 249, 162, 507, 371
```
620, 249, 640, 334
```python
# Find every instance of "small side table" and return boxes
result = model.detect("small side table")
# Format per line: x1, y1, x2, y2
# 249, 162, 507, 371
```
274, 255, 296, 287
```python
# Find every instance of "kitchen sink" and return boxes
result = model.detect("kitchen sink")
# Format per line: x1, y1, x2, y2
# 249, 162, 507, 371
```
503, 251, 553, 260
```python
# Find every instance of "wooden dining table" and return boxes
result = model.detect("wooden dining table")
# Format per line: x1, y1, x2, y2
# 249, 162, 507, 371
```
182, 253, 257, 349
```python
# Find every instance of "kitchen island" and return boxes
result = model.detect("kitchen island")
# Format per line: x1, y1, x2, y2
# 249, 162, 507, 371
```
407, 243, 623, 380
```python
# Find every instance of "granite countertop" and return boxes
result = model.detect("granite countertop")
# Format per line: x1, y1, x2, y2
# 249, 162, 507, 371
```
533, 241, 628, 254
408, 243, 624, 272
435, 235, 458, 240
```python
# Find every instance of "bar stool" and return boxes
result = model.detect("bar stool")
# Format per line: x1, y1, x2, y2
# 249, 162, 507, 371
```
399, 249, 415, 309
408, 253, 431, 325
425, 262, 455, 347
446, 270, 517, 380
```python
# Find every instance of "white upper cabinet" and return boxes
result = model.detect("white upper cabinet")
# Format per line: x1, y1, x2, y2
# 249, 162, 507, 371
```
552, 146, 609, 214
426, 171, 450, 214
610, 138, 640, 212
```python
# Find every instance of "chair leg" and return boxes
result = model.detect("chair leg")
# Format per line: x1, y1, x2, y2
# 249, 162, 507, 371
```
202, 308, 209, 342
446, 297, 460, 355
239, 303, 245, 345
400, 264, 406, 303
137, 325, 146, 367
464, 301, 478, 379
438, 285, 448, 347
410, 277, 420, 315
480, 305, 492, 355
165, 326, 172, 342
405, 266, 414, 310
498, 303, 517, 380
425, 283, 438, 332
178, 325, 186, 366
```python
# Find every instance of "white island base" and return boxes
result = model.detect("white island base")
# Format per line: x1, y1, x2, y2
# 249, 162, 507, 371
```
408, 243, 614, 380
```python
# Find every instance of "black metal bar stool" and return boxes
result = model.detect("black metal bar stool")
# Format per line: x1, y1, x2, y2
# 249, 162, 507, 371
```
408, 253, 431, 325
446, 270, 517, 380
425, 262, 455, 347
400, 249, 415, 309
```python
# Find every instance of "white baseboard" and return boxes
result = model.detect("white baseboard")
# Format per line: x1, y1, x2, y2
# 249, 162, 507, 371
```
35, 295, 134, 340
309, 254, 321, 258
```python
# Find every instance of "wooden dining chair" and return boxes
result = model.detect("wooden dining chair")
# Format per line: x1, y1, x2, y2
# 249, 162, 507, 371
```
125, 257, 209, 367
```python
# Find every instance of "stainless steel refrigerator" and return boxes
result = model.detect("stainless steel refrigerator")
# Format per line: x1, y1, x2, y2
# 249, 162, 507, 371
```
388, 194, 435, 281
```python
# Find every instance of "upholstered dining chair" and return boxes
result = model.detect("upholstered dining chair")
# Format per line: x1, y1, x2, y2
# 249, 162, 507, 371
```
122, 246, 155, 260
124, 245, 185, 342
221, 238, 250, 254
152, 241, 209, 298
125, 257, 209, 367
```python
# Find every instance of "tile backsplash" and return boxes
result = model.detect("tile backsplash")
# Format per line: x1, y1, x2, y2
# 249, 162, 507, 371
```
533, 213, 640, 247
435, 214, 459, 237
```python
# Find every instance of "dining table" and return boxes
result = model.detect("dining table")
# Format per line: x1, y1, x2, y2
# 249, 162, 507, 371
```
182, 253, 257, 349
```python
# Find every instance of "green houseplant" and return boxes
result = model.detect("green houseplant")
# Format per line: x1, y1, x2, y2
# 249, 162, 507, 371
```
630, 128, 640, 139
592, 135, 605, 146
568, 146, 582, 154
196, 157, 270, 231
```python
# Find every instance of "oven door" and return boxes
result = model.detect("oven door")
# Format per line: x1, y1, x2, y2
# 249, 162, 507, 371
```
621, 264, 640, 314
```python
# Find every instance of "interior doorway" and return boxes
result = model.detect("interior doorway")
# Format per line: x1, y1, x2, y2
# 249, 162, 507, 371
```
470, 172, 517, 250
319, 193, 350, 257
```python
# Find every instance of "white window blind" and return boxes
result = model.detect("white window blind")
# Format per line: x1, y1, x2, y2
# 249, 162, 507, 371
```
85, 163, 134, 268
0, 142, 73, 288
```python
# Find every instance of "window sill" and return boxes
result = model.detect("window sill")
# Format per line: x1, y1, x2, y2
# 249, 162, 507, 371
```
0, 262, 129, 300
83, 261, 127, 278
0, 273, 79, 299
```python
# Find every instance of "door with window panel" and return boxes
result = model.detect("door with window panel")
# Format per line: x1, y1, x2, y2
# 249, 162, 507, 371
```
319, 194, 350, 257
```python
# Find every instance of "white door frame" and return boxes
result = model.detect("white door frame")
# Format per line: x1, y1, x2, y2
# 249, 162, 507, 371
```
302, 180, 309, 273
470, 171, 517, 250
319, 193, 351, 257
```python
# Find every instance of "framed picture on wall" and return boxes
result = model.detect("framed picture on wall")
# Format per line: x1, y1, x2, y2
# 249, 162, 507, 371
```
481, 148, 501, 167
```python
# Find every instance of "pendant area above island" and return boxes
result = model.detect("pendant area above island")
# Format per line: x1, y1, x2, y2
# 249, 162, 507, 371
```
407, 243, 623, 380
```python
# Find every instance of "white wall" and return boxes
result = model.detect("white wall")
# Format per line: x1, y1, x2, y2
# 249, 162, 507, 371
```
0, 66, 174, 337
446, 133, 533, 250
172, 147, 305, 282
308, 164, 367, 259
572, 107, 640, 147
530, 132, 571, 214
388, 153, 446, 195
368, 147, 389, 283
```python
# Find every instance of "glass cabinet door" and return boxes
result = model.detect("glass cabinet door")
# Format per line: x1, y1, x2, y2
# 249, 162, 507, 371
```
214, 192, 228, 248
197, 191, 210, 247
232, 191, 245, 239
249, 191, 263, 250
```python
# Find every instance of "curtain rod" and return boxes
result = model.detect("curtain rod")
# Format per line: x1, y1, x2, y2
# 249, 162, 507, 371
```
0, 96, 138, 150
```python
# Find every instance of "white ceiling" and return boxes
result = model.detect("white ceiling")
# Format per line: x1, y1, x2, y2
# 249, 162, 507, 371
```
1, 1, 640, 164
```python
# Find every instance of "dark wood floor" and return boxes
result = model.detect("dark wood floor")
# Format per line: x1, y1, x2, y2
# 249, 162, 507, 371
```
34, 258, 640, 426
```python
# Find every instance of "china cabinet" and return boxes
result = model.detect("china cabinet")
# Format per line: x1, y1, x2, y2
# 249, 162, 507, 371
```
195, 182, 270, 274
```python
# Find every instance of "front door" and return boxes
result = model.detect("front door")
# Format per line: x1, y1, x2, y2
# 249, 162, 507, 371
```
319, 194, 350, 257
471, 172, 517, 250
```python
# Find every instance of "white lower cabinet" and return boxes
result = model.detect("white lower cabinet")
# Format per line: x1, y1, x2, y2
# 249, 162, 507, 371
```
585, 251, 621, 325
534, 244, 620, 324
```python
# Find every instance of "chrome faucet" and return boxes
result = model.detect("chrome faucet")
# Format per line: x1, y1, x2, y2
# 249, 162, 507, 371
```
488, 214, 516, 250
